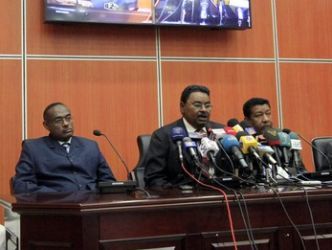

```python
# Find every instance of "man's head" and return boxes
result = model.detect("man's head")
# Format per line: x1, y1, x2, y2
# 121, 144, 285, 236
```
43, 102, 74, 141
180, 85, 212, 129
243, 97, 272, 134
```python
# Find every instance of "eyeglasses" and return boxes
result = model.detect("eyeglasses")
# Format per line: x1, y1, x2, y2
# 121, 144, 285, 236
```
50, 115, 72, 126
191, 102, 212, 110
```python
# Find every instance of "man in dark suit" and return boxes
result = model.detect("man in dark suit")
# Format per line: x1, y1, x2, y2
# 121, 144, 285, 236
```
13, 102, 116, 194
144, 85, 224, 188
242, 97, 306, 174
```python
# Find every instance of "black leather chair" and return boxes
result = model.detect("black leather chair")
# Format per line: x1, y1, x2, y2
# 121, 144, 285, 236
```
129, 135, 151, 188
311, 136, 332, 171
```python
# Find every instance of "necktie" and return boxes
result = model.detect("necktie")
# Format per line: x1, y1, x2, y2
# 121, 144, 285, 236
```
195, 129, 207, 138
62, 143, 70, 153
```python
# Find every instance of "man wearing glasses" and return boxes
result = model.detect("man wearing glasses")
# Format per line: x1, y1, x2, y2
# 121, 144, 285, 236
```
144, 84, 224, 188
13, 102, 115, 194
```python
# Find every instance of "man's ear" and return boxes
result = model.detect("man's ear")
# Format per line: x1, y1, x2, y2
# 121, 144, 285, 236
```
180, 101, 185, 115
43, 121, 49, 131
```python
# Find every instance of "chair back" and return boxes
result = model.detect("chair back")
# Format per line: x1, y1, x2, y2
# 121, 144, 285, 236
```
311, 136, 332, 171
129, 135, 151, 188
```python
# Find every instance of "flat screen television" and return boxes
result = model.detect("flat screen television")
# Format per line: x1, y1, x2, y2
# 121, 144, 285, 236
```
45, 0, 252, 29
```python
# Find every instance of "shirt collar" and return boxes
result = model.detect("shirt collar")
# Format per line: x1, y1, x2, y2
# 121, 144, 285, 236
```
182, 118, 207, 132
58, 137, 72, 146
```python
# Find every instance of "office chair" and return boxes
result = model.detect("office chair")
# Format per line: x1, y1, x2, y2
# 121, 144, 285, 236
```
129, 135, 151, 188
311, 136, 332, 171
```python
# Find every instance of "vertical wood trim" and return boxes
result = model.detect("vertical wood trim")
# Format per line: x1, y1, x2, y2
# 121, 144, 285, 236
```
156, 27, 164, 127
22, 0, 27, 140
271, 0, 283, 128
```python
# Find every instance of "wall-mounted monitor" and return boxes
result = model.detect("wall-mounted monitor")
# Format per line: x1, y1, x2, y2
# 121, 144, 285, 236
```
45, 0, 252, 29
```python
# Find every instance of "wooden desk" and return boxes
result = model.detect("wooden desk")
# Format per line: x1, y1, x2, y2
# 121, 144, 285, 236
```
2, 186, 332, 250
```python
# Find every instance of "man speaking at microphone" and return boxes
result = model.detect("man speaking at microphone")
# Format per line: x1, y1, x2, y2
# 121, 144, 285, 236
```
242, 97, 273, 135
242, 97, 306, 174
144, 85, 224, 188
12, 102, 116, 194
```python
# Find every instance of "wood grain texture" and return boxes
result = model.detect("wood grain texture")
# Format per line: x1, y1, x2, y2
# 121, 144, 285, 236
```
277, 0, 332, 58
280, 63, 332, 171
0, 61, 22, 195
0, 0, 21, 54
27, 0, 157, 56
26, 60, 158, 179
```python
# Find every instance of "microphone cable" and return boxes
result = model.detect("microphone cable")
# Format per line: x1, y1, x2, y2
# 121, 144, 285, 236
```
179, 160, 238, 250
296, 133, 332, 170
93, 129, 130, 176
213, 178, 258, 250
271, 188, 307, 250
303, 188, 320, 250
237, 190, 257, 250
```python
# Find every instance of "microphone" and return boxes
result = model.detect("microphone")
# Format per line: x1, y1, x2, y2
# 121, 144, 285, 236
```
199, 137, 219, 159
236, 131, 261, 160
207, 127, 226, 141
198, 137, 219, 178
182, 137, 200, 166
239, 120, 257, 136
283, 128, 332, 170
277, 131, 291, 166
227, 118, 243, 133
224, 126, 237, 136
263, 127, 283, 167
227, 118, 239, 127
93, 129, 130, 176
257, 144, 277, 165
219, 134, 248, 168
287, 131, 303, 169
171, 127, 186, 162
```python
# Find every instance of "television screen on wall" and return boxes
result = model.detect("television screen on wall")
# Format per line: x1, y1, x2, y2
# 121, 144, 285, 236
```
45, 0, 252, 29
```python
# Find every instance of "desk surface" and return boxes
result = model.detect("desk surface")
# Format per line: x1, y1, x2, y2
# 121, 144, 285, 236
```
1, 186, 332, 250
1, 185, 330, 213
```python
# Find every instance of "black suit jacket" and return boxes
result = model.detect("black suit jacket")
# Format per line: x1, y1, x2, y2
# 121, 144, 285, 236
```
144, 119, 224, 188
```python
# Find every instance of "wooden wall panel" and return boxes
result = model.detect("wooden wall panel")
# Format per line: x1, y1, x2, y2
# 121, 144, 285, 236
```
27, 60, 158, 179
27, 0, 156, 56
159, 0, 273, 57
0, 61, 22, 195
0, 0, 21, 54
161, 62, 278, 126
276, 0, 332, 58
280, 63, 332, 171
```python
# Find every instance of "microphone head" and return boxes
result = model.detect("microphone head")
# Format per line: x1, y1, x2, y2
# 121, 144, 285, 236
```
288, 131, 299, 139
93, 129, 103, 136
278, 132, 291, 147
171, 127, 186, 142
183, 137, 197, 149
227, 118, 240, 127
199, 137, 219, 157
224, 126, 237, 136
263, 128, 281, 146
235, 131, 248, 141
239, 120, 251, 128
239, 134, 259, 154
240, 120, 257, 136
220, 134, 240, 152
282, 128, 292, 134
257, 144, 275, 154
288, 132, 302, 150
210, 128, 226, 140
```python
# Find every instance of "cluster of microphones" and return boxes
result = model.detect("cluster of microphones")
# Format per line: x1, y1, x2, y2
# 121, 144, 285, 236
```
171, 118, 304, 186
